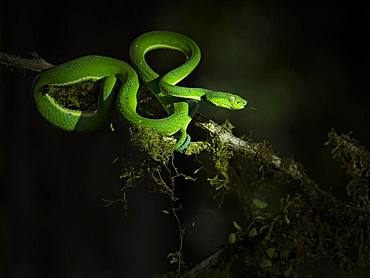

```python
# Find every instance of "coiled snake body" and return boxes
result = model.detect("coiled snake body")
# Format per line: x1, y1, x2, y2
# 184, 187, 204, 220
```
32, 31, 247, 151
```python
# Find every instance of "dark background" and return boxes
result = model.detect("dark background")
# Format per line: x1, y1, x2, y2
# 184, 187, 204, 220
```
1, 0, 369, 277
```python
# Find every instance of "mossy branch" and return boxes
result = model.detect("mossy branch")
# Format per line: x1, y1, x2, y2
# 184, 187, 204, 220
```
178, 128, 370, 277
191, 114, 367, 215
2, 51, 369, 277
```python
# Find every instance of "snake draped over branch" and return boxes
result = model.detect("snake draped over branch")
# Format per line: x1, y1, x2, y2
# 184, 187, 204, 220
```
32, 31, 247, 151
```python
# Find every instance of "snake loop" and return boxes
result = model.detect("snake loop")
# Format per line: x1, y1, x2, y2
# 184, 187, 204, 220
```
32, 31, 247, 151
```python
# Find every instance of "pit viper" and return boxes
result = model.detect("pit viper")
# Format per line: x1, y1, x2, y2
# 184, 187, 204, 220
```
32, 31, 247, 151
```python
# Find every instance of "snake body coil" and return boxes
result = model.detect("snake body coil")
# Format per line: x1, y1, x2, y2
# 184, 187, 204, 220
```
32, 31, 247, 150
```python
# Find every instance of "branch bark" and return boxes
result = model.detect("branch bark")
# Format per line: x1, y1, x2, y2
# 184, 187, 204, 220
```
0, 51, 53, 72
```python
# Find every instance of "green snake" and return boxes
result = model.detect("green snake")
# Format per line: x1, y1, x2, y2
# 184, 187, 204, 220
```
32, 31, 247, 151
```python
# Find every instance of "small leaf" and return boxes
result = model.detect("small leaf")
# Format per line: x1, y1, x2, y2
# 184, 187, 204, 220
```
252, 198, 268, 209
260, 259, 272, 268
248, 227, 257, 238
232, 221, 242, 231
266, 247, 275, 258
284, 214, 290, 224
228, 233, 237, 244
167, 252, 179, 264
110, 122, 115, 132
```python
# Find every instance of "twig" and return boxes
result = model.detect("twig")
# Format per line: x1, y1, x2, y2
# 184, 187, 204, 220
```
180, 248, 225, 278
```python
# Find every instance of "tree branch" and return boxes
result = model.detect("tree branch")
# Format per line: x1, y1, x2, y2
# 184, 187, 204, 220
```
193, 114, 366, 215
1, 51, 367, 277
0, 51, 53, 72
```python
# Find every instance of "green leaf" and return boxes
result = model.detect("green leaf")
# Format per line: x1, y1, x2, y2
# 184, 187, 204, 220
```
266, 247, 275, 258
228, 233, 237, 244
252, 198, 268, 209
232, 221, 242, 231
248, 227, 257, 238
167, 252, 179, 264
284, 214, 290, 224
260, 259, 272, 268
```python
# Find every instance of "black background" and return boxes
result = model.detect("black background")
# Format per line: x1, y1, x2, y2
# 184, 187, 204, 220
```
1, 0, 369, 277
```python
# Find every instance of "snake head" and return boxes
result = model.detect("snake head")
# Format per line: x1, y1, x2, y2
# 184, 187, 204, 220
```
205, 91, 247, 110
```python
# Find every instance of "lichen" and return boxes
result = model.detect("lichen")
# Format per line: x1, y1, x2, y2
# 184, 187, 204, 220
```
165, 129, 370, 278
326, 129, 370, 179
119, 125, 200, 274
105, 111, 370, 277
325, 130, 370, 209
185, 120, 235, 192
129, 126, 177, 164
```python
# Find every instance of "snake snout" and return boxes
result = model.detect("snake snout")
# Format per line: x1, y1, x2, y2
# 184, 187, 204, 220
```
228, 94, 247, 110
